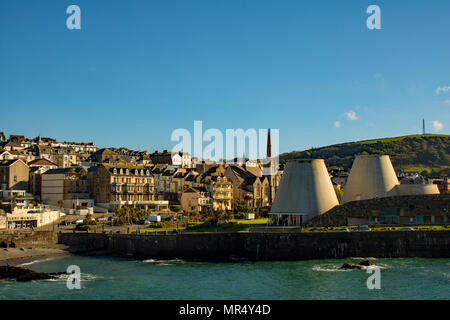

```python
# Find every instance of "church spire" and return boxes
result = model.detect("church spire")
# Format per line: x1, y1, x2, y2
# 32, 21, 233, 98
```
267, 128, 272, 158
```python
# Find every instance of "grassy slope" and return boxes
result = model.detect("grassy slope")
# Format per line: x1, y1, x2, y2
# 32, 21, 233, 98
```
280, 134, 450, 175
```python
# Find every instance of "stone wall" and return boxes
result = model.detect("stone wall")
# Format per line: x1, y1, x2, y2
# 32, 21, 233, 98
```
306, 194, 450, 227
0, 231, 57, 248
58, 230, 450, 261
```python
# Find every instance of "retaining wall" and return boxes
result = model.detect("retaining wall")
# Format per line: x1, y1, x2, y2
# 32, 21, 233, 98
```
58, 231, 450, 261
0, 231, 57, 248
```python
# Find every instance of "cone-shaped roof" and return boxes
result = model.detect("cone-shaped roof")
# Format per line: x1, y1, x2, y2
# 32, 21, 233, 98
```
270, 159, 338, 222
341, 155, 399, 204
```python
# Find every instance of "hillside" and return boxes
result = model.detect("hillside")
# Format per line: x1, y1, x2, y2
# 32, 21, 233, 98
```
279, 134, 450, 176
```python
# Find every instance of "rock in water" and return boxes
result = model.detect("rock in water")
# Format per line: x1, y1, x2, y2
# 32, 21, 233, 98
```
359, 260, 376, 266
0, 266, 66, 282
340, 260, 377, 270
340, 262, 362, 270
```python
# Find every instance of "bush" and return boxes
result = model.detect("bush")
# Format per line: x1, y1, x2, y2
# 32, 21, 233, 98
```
256, 206, 271, 218
234, 212, 245, 219
233, 204, 252, 214
83, 214, 97, 225
75, 224, 103, 231
115, 207, 153, 225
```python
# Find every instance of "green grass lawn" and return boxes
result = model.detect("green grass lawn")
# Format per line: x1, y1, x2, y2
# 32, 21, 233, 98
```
135, 218, 269, 234
231, 218, 269, 225
371, 225, 448, 232
300, 225, 450, 233
124, 220, 449, 234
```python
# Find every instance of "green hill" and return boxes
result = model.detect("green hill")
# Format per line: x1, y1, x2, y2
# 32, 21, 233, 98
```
279, 134, 450, 176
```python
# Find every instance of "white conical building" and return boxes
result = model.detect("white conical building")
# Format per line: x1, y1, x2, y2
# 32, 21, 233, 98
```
270, 159, 339, 225
341, 155, 400, 204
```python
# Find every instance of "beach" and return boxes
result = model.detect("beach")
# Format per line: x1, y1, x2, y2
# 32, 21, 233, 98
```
0, 245, 69, 266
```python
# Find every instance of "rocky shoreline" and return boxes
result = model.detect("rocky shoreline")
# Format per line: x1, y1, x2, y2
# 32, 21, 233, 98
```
0, 265, 68, 282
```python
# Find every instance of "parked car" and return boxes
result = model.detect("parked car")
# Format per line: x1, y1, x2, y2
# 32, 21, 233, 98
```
333, 228, 350, 232
356, 225, 371, 232
399, 227, 415, 231
96, 217, 108, 223
136, 219, 150, 225
147, 214, 161, 223
74, 219, 84, 225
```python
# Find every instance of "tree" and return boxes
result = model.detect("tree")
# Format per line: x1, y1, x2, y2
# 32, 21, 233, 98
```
116, 207, 150, 225
333, 186, 343, 202
205, 208, 225, 227
57, 200, 64, 212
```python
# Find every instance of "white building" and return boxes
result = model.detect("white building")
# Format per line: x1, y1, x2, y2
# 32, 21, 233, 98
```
172, 152, 191, 167
4, 207, 64, 229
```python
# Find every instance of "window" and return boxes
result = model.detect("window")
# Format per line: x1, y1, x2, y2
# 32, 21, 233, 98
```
13, 176, 17, 182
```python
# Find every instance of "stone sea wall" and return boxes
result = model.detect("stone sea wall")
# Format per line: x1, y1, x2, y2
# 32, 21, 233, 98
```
58, 230, 450, 261
0, 231, 57, 248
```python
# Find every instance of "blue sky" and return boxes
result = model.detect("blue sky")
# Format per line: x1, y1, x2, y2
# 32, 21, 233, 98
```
0, 0, 449, 155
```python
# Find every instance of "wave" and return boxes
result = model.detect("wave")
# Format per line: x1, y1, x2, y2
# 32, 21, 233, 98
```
142, 258, 185, 264
17, 257, 57, 267
312, 265, 353, 272
44, 273, 98, 282
313, 263, 389, 272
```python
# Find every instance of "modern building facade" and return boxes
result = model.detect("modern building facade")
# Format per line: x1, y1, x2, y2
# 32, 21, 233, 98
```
270, 159, 339, 225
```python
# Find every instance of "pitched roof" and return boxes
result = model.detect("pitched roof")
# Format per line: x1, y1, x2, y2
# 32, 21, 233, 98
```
28, 158, 58, 167
243, 176, 258, 185
228, 165, 257, 179
0, 159, 28, 167
184, 186, 209, 194
29, 166, 41, 173
43, 167, 85, 175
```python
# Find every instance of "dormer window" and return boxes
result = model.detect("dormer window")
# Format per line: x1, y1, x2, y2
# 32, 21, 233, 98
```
113, 168, 117, 174
126, 169, 130, 175
119, 168, 124, 175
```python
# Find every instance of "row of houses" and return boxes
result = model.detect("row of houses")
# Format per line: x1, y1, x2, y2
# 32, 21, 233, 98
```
0, 130, 283, 214
0, 133, 98, 168
0, 131, 283, 215
0, 158, 281, 213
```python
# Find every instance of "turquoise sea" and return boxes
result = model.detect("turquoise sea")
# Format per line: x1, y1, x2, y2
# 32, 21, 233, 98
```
1, 256, 449, 300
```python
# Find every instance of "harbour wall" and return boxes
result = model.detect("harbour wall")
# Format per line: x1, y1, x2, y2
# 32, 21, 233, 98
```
58, 231, 450, 261
0, 231, 57, 248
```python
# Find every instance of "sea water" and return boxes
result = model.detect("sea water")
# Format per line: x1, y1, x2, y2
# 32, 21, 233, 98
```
0, 256, 449, 300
